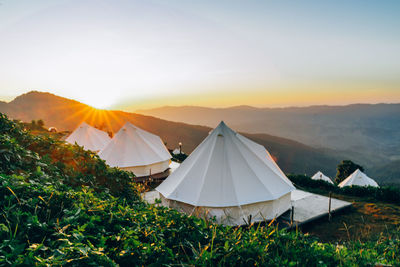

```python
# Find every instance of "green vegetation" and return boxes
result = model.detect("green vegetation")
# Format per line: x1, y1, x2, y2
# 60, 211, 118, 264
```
171, 152, 188, 163
1, 113, 399, 266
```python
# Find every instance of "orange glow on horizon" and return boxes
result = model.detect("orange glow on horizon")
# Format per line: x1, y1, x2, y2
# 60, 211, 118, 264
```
111, 83, 400, 111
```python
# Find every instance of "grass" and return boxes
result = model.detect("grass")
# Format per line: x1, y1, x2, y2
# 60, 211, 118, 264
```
301, 194, 400, 243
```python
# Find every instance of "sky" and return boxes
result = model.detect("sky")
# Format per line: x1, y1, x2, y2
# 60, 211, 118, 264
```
0, 0, 399, 110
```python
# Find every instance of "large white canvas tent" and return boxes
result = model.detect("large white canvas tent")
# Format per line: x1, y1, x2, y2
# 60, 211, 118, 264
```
311, 171, 334, 184
338, 169, 379, 188
99, 122, 171, 177
66, 122, 111, 152
157, 121, 295, 226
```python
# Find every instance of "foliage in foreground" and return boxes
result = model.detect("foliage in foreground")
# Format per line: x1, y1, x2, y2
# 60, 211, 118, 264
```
2, 174, 399, 266
0, 113, 399, 266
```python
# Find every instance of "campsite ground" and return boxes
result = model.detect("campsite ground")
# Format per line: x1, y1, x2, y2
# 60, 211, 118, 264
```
143, 182, 400, 244
300, 193, 400, 243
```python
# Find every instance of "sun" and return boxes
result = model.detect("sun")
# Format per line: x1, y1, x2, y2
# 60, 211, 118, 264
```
79, 94, 118, 110
89, 100, 112, 110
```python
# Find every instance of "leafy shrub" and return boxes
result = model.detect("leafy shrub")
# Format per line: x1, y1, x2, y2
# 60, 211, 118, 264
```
171, 152, 188, 163
0, 113, 137, 199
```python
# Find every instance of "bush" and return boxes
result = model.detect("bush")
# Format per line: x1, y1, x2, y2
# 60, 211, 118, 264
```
0, 113, 137, 199
171, 152, 188, 163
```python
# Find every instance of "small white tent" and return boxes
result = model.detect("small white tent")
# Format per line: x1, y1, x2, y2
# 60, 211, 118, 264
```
66, 122, 111, 152
99, 122, 171, 177
157, 121, 295, 226
172, 148, 181, 155
311, 171, 334, 184
338, 169, 379, 188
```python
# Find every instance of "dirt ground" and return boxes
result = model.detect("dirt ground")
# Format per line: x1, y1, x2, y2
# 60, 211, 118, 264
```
300, 194, 400, 243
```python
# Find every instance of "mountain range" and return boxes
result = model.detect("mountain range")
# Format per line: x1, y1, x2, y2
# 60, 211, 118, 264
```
138, 104, 400, 168
1, 91, 398, 185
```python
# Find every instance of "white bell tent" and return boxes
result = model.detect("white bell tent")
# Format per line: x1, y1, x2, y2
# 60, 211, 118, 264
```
66, 122, 111, 152
157, 121, 295, 226
338, 169, 379, 188
311, 171, 334, 184
99, 122, 171, 177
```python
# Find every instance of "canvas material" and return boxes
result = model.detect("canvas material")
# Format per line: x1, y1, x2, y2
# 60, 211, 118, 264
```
157, 121, 295, 207
99, 122, 171, 168
338, 169, 379, 188
311, 171, 334, 184
66, 122, 111, 152
172, 148, 180, 155
160, 192, 292, 226
169, 161, 180, 173
121, 159, 171, 177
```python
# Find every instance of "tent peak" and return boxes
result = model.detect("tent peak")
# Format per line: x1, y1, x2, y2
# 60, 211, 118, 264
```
216, 120, 228, 128
311, 171, 334, 184
66, 122, 110, 151
214, 120, 235, 133
78, 121, 89, 127
99, 121, 171, 170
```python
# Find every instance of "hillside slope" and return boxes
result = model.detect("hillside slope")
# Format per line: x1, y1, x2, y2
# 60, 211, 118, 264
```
138, 104, 400, 166
370, 160, 400, 186
0, 91, 341, 177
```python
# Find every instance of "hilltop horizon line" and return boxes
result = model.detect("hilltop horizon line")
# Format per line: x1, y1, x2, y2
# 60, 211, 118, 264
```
2, 90, 400, 112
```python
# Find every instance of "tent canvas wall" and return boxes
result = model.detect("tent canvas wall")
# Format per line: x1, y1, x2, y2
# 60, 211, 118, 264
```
338, 169, 379, 188
169, 161, 180, 173
66, 122, 111, 152
99, 122, 171, 177
157, 121, 295, 226
311, 171, 334, 184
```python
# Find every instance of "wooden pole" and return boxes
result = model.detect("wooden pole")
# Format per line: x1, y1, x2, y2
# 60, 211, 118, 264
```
290, 206, 294, 227
328, 192, 332, 222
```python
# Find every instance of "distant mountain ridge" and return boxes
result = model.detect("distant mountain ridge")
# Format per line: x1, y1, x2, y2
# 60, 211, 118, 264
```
1, 91, 398, 185
0, 91, 345, 178
137, 103, 400, 167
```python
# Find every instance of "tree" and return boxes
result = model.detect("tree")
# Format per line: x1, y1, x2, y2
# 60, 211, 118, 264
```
37, 119, 44, 128
335, 160, 364, 184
